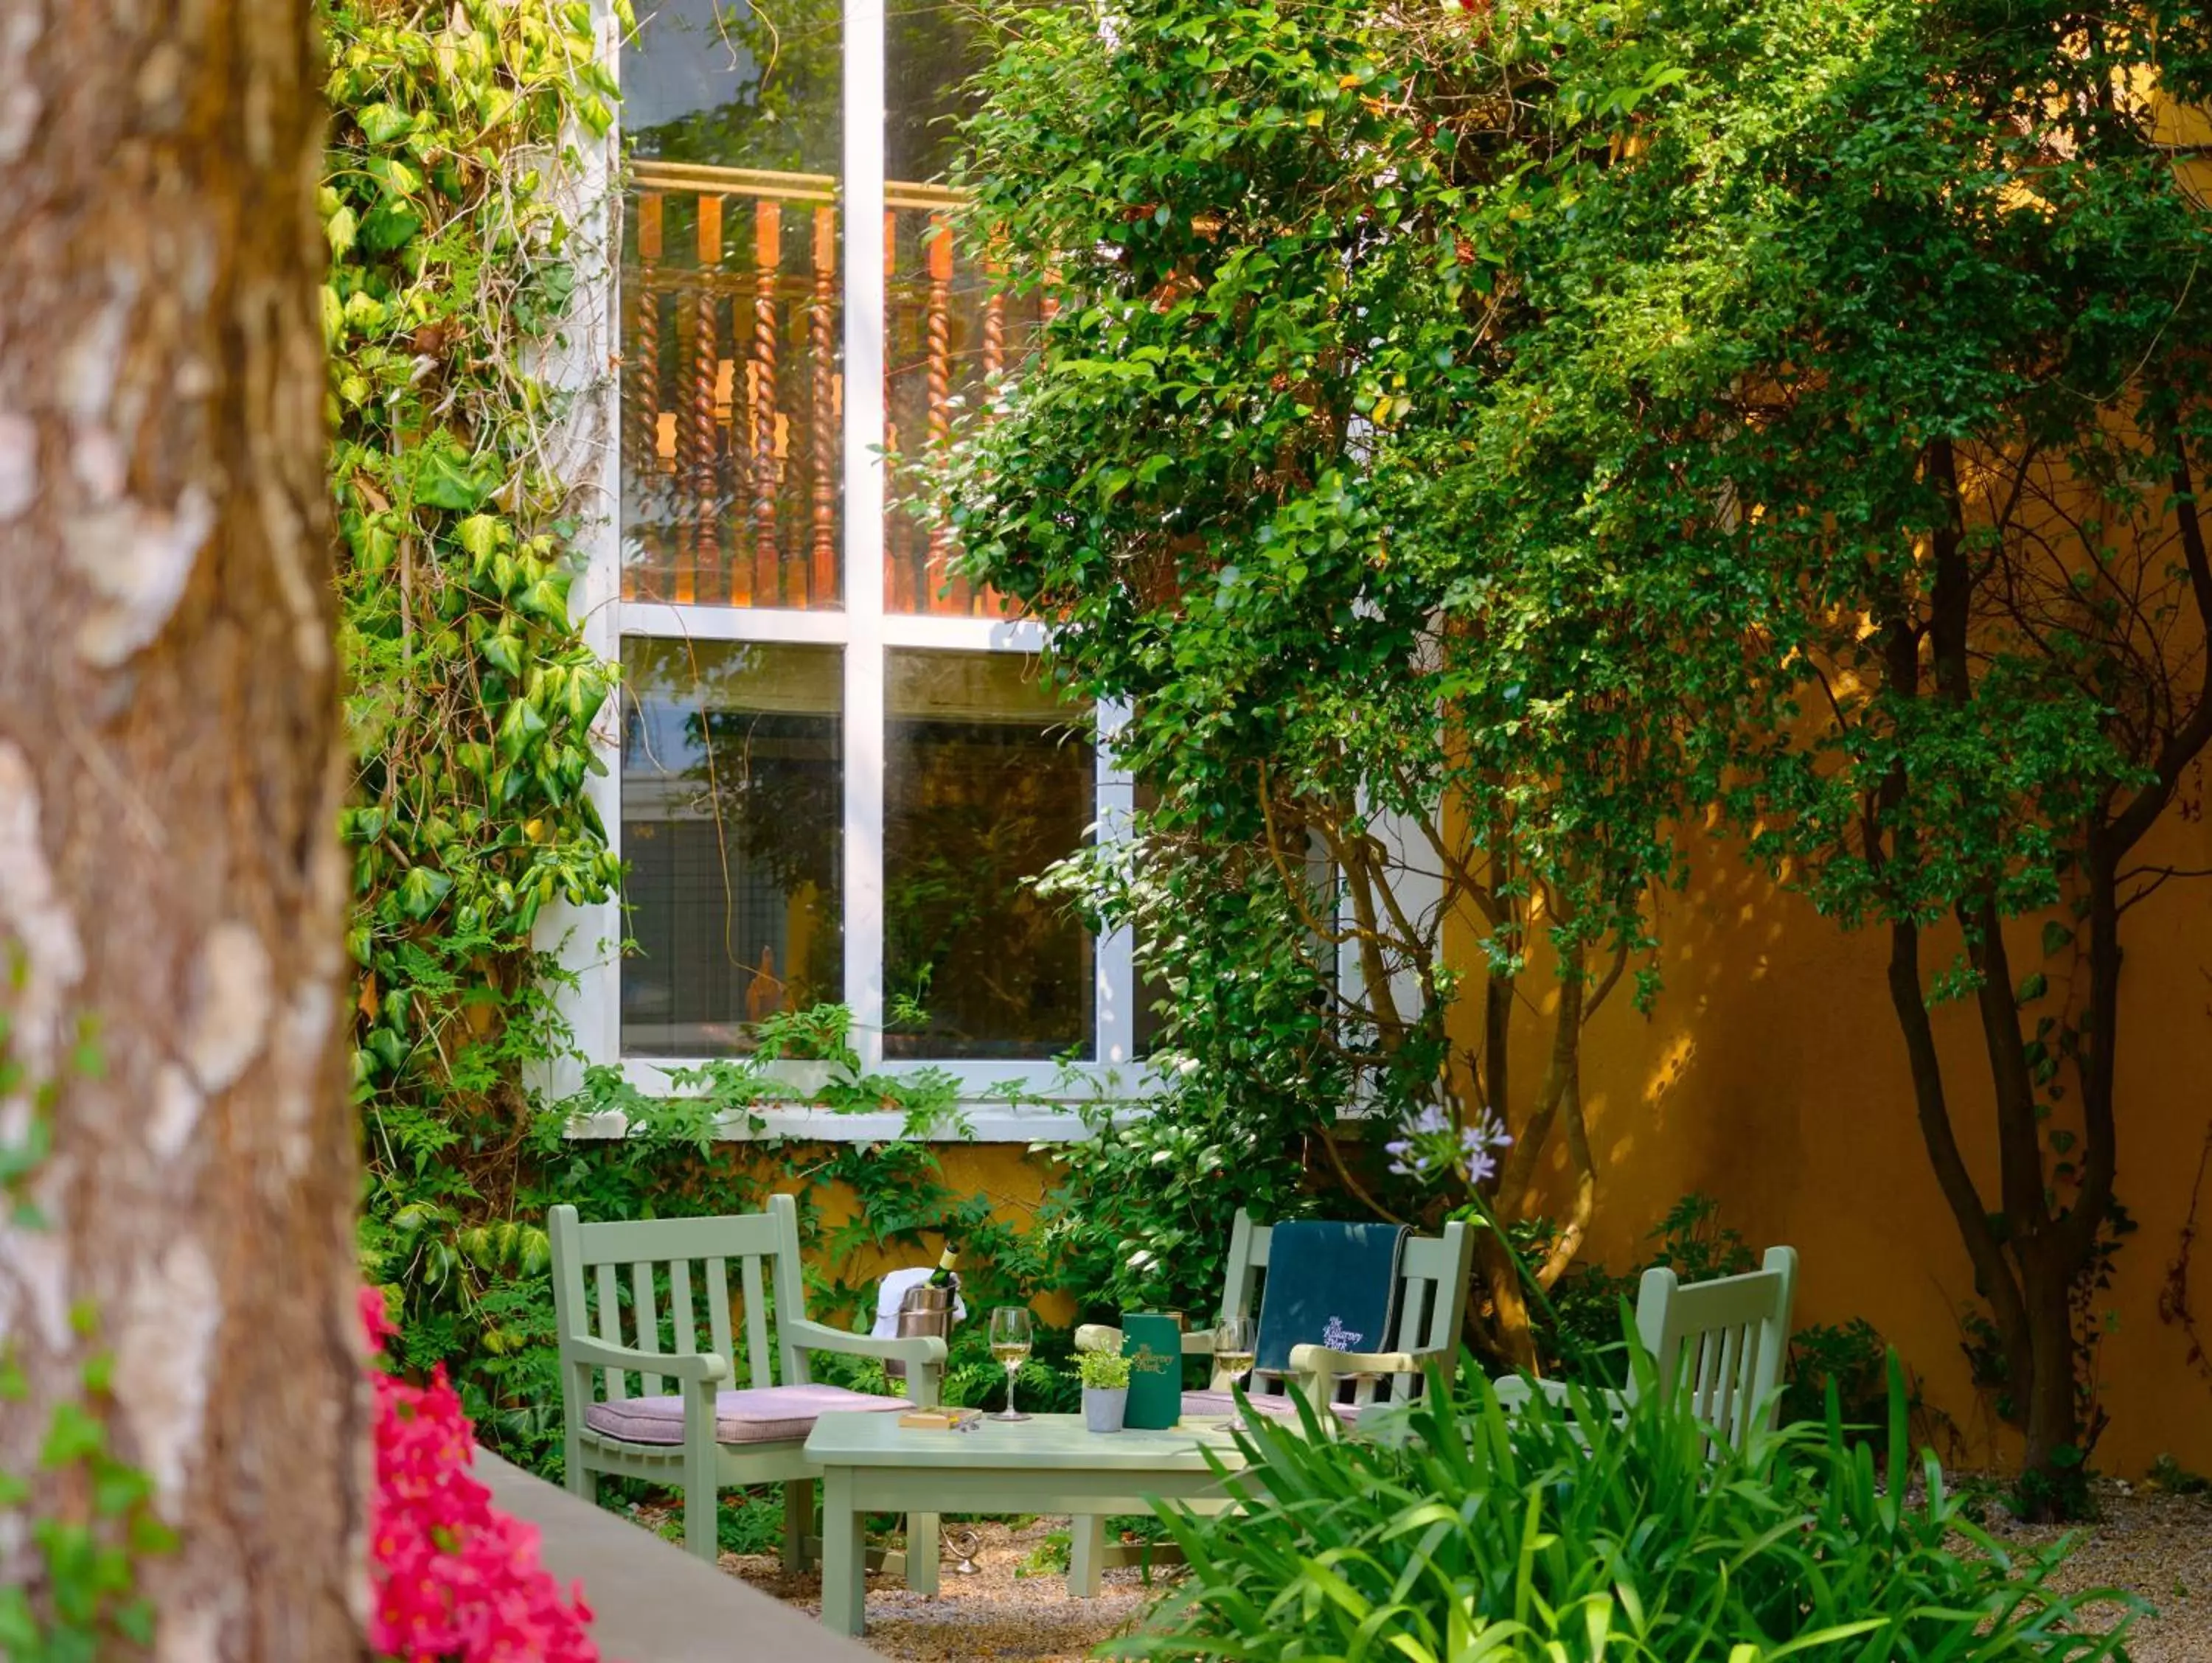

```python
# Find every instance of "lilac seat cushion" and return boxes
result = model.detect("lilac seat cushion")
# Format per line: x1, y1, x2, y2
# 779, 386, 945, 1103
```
1180, 1388, 1305, 1423
583, 1382, 910, 1446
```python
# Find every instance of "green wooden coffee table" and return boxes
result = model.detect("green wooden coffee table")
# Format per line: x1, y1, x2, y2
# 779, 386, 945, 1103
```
803, 1411, 1247, 1637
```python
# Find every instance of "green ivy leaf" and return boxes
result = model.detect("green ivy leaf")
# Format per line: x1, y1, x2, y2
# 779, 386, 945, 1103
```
396, 864, 454, 921
481, 630, 525, 680
324, 203, 358, 259
416, 448, 496, 513
358, 102, 415, 146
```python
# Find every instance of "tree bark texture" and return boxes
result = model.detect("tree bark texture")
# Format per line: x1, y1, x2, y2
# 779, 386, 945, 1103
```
0, 1, 364, 1656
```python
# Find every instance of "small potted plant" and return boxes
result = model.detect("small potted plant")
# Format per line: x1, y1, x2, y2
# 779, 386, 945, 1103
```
1079, 1348, 1132, 1433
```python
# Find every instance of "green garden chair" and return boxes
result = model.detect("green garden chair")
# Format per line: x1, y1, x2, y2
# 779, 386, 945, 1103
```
1068, 1209, 1475, 1586
1077, 1209, 1477, 1420
1494, 1244, 1799, 1454
548, 1195, 947, 1569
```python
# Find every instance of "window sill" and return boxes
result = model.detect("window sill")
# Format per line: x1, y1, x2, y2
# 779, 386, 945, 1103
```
563, 1101, 1107, 1144
556, 1056, 1158, 1143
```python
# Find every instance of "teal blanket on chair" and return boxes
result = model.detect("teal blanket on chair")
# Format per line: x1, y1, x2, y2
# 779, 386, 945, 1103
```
1253, 1221, 1411, 1376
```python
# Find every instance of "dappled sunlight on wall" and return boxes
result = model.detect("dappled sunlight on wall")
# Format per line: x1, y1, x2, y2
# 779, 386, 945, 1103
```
1450, 806, 2212, 1477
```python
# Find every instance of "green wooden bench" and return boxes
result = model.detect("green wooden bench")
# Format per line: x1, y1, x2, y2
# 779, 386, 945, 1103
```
548, 1196, 947, 1569
1495, 1244, 1799, 1452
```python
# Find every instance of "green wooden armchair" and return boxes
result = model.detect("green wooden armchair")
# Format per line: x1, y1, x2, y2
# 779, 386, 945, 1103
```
1494, 1245, 1798, 1454
548, 1196, 947, 1569
1075, 1209, 1478, 1419
1065, 1209, 1474, 1593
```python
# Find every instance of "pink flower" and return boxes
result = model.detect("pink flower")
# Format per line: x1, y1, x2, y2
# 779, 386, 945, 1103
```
363, 1288, 605, 1663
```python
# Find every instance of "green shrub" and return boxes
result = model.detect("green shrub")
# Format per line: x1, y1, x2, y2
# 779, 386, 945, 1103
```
1784, 1318, 1898, 1446
1124, 1353, 2139, 1661
1526, 1192, 1753, 1384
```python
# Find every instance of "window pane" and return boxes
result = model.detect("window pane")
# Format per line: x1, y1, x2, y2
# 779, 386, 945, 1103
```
621, 0, 843, 609
886, 651, 1093, 1059
883, 1, 1038, 616
621, 638, 843, 1056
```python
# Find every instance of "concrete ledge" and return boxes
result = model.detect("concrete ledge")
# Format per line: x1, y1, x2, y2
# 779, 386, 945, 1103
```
475, 1448, 876, 1662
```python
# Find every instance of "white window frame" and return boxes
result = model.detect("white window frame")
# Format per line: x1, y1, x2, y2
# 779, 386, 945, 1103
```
543, 0, 1151, 1140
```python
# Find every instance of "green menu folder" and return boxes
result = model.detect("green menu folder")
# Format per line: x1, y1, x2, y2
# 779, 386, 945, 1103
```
1122, 1312, 1183, 1429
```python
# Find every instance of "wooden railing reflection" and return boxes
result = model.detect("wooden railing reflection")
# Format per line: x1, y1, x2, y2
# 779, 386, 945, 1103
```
622, 161, 1028, 615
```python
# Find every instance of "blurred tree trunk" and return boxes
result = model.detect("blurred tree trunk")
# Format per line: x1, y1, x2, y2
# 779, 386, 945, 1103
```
0, 1, 364, 1656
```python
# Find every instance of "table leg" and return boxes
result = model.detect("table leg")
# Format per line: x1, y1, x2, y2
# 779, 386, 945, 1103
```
1068, 1513, 1107, 1599
905, 1512, 941, 1596
820, 1469, 866, 1637
784, 1479, 814, 1575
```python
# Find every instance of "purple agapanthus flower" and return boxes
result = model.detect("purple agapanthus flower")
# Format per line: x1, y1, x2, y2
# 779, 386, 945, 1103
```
1458, 1109, 1513, 1185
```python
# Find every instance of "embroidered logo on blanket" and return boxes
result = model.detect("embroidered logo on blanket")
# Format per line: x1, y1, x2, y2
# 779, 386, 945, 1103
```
1321, 1317, 1363, 1350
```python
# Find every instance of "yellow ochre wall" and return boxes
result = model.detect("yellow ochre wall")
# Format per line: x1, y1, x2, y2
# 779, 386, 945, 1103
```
1458, 795, 2212, 1479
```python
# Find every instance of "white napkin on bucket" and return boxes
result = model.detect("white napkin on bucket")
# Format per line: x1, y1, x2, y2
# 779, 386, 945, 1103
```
870, 1266, 966, 1338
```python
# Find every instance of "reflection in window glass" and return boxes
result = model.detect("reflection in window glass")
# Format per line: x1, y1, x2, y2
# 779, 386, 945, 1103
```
886, 0, 990, 185
625, 0, 840, 172
886, 652, 1093, 1059
883, 0, 1037, 617
620, 0, 844, 608
621, 639, 843, 1056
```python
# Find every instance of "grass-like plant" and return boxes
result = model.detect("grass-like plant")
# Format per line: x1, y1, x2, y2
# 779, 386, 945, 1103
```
1079, 1349, 1134, 1391
1119, 1348, 2140, 1661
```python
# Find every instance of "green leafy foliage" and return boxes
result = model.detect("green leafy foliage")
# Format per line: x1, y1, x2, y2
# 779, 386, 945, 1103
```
939, 0, 1716, 1362
1127, 1354, 2139, 1660
1079, 1349, 1133, 1390
326, 0, 626, 1383
948, 0, 2212, 1490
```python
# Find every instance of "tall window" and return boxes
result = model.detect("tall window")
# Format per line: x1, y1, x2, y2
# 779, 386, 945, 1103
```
608, 0, 1135, 1087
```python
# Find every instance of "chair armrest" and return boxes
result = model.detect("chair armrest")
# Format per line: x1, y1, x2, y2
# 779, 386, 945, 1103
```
1490, 1374, 1567, 1409
783, 1317, 948, 1370
1492, 1374, 1624, 1419
1287, 1344, 1444, 1377
1076, 1322, 1214, 1355
562, 1337, 731, 1385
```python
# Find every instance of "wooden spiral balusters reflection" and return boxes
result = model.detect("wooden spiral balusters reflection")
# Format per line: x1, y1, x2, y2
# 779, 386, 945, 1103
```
751, 198, 782, 607
810, 204, 838, 606
627, 194, 664, 602
619, 164, 1043, 614
925, 212, 956, 605
686, 193, 722, 606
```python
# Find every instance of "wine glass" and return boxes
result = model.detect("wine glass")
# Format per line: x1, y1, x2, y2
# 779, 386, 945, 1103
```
989, 1306, 1034, 1422
1212, 1316, 1256, 1390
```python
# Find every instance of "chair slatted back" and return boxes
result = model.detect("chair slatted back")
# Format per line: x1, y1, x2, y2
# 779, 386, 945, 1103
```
549, 1196, 810, 1403
1633, 1245, 1798, 1451
1221, 1210, 1475, 1403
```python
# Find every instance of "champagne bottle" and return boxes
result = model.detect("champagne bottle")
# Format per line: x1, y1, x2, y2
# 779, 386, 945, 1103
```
926, 1240, 960, 1289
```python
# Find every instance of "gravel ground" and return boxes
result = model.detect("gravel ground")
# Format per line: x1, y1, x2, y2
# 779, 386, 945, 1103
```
726, 1519, 1175, 1662
1970, 1477, 2212, 1662
655, 1479, 2212, 1661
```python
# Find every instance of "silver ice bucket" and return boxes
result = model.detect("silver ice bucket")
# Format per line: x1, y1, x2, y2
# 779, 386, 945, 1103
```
886, 1283, 954, 1383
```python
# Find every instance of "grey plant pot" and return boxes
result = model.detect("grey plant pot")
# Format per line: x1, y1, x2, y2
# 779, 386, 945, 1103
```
1083, 1386, 1128, 1434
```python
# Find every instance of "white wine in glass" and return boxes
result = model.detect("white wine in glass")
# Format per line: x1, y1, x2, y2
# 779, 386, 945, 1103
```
1213, 1316, 1256, 1385
989, 1307, 1033, 1421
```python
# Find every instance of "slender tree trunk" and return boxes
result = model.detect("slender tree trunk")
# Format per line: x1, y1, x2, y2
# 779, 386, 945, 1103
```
2018, 1238, 2084, 1479
0, 1, 364, 1655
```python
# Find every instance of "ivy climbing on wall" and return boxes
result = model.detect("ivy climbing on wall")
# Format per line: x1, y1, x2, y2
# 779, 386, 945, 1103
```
324, 0, 626, 1362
